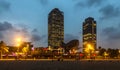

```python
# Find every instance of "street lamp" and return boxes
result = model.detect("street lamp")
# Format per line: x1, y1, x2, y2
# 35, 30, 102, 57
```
85, 44, 93, 53
16, 38, 22, 43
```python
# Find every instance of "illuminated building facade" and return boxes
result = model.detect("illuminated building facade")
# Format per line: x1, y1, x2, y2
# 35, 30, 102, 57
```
48, 8, 64, 48
83, 17, 97, 54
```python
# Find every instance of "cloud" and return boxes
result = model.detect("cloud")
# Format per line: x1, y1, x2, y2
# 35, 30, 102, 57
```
102, 25, 120, 40
32, 29, 38, 33
0, 0, 10, 13
64, 34, 79, 43
75, 2, 85, 7
39, 0, 48, 5
75, 0, 104, 8
31, 34, 47, 47
31, 28, 41, 42
99, 4, 120, 19
102, 24, 120, 48
0, 21, 44, 46
31, 34, 41, 42
87, 0, 104, 7
0, 22, 14, 39
0, 22, 13, 31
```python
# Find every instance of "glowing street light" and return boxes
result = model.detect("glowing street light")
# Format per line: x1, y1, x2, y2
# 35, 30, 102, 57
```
104, 52, 108, 59
87, 44, 93, 50
17, 43, 20, 47
16, 38, 22, 43
16, 37, 22, 47
85, 44, 94, 53
15, 37, 22, 59
85, 43, 95, 59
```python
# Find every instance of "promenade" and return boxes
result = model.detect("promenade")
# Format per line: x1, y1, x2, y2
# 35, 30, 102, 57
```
0, 59, 120, 70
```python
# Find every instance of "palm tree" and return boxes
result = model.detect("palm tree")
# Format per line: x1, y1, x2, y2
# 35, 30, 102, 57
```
0, 41, 9, 59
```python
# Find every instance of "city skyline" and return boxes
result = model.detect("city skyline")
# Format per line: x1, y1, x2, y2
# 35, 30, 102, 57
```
0, 0, 120, 49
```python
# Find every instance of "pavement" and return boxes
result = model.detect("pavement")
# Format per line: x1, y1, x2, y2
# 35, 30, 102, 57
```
0, 59, 120, 70
0, 60, 80, 70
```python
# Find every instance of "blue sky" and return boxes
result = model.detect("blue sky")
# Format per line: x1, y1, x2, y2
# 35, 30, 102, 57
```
0, 0, 120, 49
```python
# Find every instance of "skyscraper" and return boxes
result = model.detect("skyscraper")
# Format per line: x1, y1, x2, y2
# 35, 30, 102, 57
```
83, 17, 97, 54
48, 8, 64, 49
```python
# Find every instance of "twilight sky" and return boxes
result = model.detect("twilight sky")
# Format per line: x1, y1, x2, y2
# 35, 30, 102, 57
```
0, 0, 120, 49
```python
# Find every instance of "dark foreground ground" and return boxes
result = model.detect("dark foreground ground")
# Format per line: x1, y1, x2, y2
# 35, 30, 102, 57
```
0, 60, 120, 70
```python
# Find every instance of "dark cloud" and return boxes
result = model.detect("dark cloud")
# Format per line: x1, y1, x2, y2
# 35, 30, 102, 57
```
103, 27, 115, 35
87, 0, 104, 7
102, 25, 120, 48
64, 34, 79, 43
31, 34, 41, 42
31, 34, 47, 47
32, 29, 38, 33
39, 0, 48, 5
75, 2, 85, 7
0, 22, 13, 31
31, 34, 47, 45
0, 0, 10, 13
99, 4, 120, 19
102, 25, 120, 40
31, 28, 41, 42
75, 0, 104, 8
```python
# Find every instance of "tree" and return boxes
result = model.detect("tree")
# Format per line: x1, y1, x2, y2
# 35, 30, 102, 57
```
0, 41, 9, 59
98, 46, 102, 50
107, 48, 119, 58
99, 48, 106, 56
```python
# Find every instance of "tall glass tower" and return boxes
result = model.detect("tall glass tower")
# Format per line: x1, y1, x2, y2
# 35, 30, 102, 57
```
83, 17, 97, 54
48, 8, 64, 49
